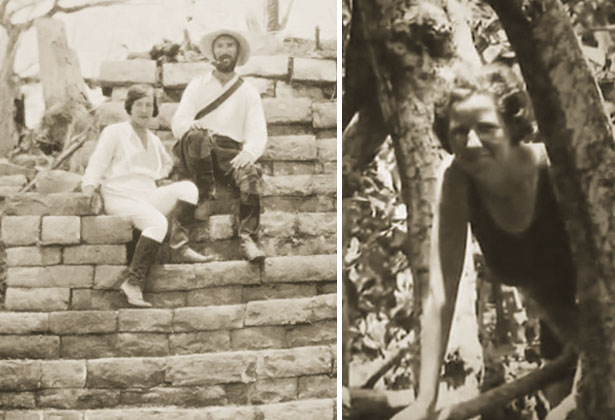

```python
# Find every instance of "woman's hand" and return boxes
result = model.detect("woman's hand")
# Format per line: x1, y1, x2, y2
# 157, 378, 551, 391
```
82, 185, 103, 213
230, 151, 255, 169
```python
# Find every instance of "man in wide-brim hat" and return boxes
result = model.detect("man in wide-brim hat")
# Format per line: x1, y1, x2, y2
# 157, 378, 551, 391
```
171, 29, 268, 263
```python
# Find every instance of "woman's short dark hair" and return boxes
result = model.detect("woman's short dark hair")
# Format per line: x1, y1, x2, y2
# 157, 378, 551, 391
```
124, 85, 159, 117
434, 63, 535, 153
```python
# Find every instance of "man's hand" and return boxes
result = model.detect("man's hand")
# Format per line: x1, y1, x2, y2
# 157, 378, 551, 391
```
230, 150, 255, 170
189, 121, 208, 131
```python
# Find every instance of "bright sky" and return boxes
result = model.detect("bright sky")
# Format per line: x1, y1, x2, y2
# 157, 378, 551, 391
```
14, 0, 337, 78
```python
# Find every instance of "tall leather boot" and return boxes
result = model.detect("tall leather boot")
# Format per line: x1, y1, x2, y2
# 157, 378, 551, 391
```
119, 235, 160, 307
170, 200, 213, 263
238, 193, 265, 263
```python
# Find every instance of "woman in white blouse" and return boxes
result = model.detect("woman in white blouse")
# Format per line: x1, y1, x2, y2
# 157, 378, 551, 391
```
82, 85, 211, 307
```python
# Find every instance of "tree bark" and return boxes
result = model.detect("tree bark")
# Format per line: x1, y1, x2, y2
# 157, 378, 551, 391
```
0, 28, 21, 154
35, 18, 89, 109
484, 0, 615, 417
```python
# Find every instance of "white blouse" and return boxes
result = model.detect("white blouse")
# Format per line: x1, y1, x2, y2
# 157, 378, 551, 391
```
171, 70, 268, 160
82, 121, 173, 189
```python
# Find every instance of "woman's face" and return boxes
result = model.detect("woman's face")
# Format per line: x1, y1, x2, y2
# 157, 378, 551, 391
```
129, 95, 154, 128
448, 93, 511, 169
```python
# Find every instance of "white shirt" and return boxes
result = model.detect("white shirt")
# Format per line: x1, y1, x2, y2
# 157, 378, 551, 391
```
82, 121, 173, 190
171, 70, 268, 160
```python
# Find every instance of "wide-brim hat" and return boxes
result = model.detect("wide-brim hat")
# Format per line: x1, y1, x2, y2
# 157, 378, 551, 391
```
199, 29, 250, 67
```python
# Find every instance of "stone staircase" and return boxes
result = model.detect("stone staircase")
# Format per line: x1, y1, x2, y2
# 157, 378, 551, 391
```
0, 54, 336, 419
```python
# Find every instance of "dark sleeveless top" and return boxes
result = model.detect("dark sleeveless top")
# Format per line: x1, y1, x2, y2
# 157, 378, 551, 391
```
468, 166, 576, 301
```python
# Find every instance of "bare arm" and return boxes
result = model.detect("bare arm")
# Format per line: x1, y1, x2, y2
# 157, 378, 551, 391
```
392, 158, 471, 419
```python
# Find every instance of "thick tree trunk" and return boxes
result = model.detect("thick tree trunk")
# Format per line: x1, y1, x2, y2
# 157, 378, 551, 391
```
484, 0, 615, 417
352, 0, 483, 405
0, 29, 21, 154
35, 18, 89, 108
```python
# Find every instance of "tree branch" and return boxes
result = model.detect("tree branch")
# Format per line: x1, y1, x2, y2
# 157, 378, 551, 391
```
47, 0, 123, 16
347, 351, 576, 420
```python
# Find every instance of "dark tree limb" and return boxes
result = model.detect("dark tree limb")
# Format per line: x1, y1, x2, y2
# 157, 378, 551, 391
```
347, 350, 576, 420
484, 0, 615, 417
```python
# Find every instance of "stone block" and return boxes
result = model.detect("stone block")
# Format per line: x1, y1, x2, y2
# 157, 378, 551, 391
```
37, 388, 120, 409
275, 82, 325, 100
95, 102, 128, 127
99, 60, 157, 85
0, 174, 27, 186
4, 411, 44, 420
4, 193, 97, 216
316, 138, 336, 161
5, 288, 70, 311
116, 333, 170, 357
286, 320, 336, 348
262, 135, 317, 161
318, 282, 337, 294
246, 294, 335, 326
42, 411, 84, 420
262, 175, 335, 196
263, 98, 312, 124
87, 358, 166, 389
0, 360, 41, 391
0, 312, 49, 334
257, 399, 334, 420
146, 265, 196, 291
296, 212, 336, 236
244, 77, 275, 97
242, 284, 317, 302
157, 102, 178, 130
292, 58, 336, 83
1, 216, 40, 245
230, 327, 285, 350
7, 266, 94, 288
61, 335, 117, 359
260, 212, 297, 237
49, 311, 117, 335
6, 246, 61, 266
84, 407, 255, 420
41, 216, 80, 245
178, 261, 259, 290
119, 386, 227, 407
248, 378, 297, 404
312, 101, 336, 129
93, 266, 124, 289
0, 186, 22, 197
0, 158, 36, 178
257, 346, 331, 379
208, 215, 235, 241
161, 62, 211, 88
173, 305, 245, 332
261, 196, 335, 213
169, 331, 231, 354
81, 216, 133, 244
143, 291, 187, 308
270, 162, 317, 176
0, 392, 36, 408
118, 309, 172, 332
166, 352, 257, 386
41, 361, 87, 389
264, 255, 336, 283
63, 245, 126, 265
0, 335, 60, 359
186, 286, 243, 307
238, 55, 289, 78
259, 235, 335, 258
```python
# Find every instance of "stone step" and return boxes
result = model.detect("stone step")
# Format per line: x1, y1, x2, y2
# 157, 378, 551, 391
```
0, 347, 335, 408
3, 174, 336, 215
3, 255, 336, 312
96, 97, 336, 131
2, 211, 335, 253
0, 295, 336, 359
1, 398, 335, 419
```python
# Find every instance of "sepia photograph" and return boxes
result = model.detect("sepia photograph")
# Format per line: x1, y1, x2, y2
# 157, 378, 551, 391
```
342, 0, 615, 419
0, 0, 337, 418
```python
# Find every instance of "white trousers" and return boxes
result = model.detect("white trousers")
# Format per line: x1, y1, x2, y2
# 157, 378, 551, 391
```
102, 176, 198, 242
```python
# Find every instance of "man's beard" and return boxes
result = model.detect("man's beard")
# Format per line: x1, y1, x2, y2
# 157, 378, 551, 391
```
213, 55, 237, 73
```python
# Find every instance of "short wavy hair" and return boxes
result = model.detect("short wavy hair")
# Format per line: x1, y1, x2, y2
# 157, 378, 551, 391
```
434, 63, 535, 153
124, 85, 159, 117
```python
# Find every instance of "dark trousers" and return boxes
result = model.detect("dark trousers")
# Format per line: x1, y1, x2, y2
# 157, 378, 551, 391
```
174, 129, 262, 238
